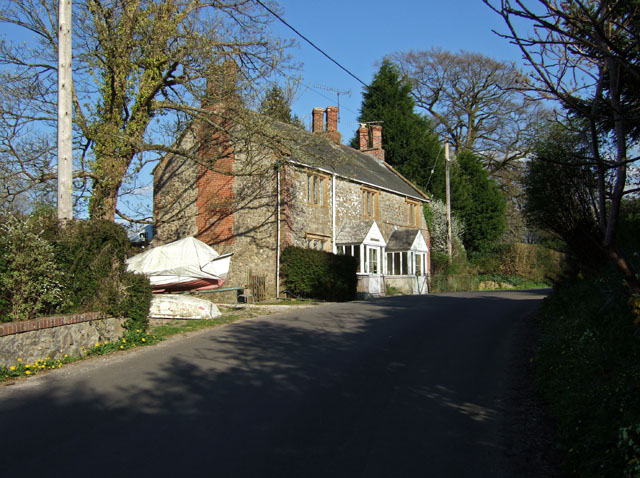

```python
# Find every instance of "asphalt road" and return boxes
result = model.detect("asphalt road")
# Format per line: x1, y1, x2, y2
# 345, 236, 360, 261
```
0, 290, 547, 477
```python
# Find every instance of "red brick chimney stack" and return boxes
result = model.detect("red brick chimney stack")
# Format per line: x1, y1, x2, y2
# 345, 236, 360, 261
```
312, 107, 325, 134
369, 125, 385, 162
358, 124, 369, 150
371, 125, 382, 150
325, 106, 341, 144
357, 124, 385, 162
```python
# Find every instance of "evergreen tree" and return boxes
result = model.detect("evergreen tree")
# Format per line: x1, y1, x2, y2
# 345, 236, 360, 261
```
350, 59, 441, 191
259, 85, 304, 127
455, 151, 506, 252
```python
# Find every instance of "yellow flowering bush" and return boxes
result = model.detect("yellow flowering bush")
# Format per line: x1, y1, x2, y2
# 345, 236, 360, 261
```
0, 331, 159, 381
0, 355, 74, 380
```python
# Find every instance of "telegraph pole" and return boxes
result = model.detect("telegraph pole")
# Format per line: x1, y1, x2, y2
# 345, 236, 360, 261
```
57, 0, 73, 221
445, 142, 453, 263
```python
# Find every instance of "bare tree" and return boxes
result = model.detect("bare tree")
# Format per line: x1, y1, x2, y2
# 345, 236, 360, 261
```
391, 48, 547, 172
0, 0, 293, 221
485, 0, 640, 293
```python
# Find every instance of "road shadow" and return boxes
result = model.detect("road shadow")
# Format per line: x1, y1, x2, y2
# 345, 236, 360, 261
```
0, 291, 549, 477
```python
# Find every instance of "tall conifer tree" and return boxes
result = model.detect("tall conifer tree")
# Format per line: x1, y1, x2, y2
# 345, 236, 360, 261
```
352, 59, 507, 251
350, 59, 441, 192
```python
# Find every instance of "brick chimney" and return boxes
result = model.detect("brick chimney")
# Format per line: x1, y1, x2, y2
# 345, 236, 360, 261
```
325, 106, 341, 144
358, 124, 385, 162
204, 60, 239, 108
312, 107, 324, 134
312, 106, 341, 144
358, 124, 369, 150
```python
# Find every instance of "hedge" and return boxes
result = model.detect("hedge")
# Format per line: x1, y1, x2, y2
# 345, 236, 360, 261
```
0, 212, 152, 330
280, 247, 357, 301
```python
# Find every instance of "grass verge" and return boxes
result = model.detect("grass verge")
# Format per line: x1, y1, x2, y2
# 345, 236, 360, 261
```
1, 307, 262, 382
533, 269, 640, 476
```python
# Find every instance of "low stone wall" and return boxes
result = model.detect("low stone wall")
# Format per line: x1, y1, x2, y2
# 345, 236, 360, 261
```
0, 313, 125, 367
384, 276, 429, 295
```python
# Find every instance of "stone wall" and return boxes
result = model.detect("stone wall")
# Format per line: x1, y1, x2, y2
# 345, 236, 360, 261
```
286, 167, 333, 250
210, 151, 279, 298
0, 313, 124, 367
281, 167, 431, 267
154, 152, 198, 245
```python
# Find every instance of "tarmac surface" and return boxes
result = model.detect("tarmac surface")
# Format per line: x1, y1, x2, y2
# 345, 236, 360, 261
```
0, 290, 549, 477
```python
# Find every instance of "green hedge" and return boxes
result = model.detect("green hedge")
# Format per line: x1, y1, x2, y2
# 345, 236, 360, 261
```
280, 247, 357, 301
534, 270, 640, 476
0, 213, 152, 330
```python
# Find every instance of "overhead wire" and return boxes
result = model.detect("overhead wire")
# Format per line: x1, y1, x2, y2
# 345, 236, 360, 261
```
254, 0, 368, 87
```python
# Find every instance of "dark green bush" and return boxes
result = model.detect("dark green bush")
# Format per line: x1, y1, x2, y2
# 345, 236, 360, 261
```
535, 270, 640, 476
280, 247, 357, 301
430, 252, 450, 275
102, 271, 153, 331
471, 242, 565, 283
52, 219, 132, 310
0, 212, 152, 329
0, 214, 68, 322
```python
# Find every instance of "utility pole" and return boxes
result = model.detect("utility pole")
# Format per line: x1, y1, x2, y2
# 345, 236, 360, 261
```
57, 0, 73, 222
445, 142, 453, 263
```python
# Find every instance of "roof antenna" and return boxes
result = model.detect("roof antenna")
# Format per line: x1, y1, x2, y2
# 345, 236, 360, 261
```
313, 84, 351, 122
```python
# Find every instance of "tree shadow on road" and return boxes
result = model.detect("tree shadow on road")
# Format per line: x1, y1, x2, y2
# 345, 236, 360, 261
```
0, 291, 553, 477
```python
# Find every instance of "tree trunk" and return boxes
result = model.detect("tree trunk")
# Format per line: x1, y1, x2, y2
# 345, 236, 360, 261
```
88, 156, 129, 221
605, 245, 640, 295
89, 181, 120, 221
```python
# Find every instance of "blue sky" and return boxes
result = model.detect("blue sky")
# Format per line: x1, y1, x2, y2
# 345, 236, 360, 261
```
270, 0, 526, 144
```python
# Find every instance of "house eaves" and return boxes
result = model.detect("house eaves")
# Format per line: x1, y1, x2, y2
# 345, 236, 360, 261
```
287, 144, 429, 204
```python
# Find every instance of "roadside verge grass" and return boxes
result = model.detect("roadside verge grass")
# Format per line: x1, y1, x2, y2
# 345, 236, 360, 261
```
534, 270, 640, 476
1, 307, 262, 382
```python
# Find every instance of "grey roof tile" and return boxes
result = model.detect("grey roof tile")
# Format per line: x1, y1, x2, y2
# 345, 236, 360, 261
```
335, 220, 375, 244
386, 228, 420, 251
278, 123, 428, 201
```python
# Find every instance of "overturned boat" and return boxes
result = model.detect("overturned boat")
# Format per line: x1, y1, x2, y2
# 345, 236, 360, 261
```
126, 237, 232, 293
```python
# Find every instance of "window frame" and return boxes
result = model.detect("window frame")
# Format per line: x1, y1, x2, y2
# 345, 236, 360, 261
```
406, 199, 420, 227
306, 173, 328, 207
361, 187, 379, 219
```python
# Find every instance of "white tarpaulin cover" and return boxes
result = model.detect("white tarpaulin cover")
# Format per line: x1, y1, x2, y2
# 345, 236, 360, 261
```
126, 237, 232, 289
149, 294, 222, 319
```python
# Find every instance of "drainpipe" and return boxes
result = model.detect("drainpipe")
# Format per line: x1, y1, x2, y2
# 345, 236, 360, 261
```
276, 167, 281, 299
332, 173, 336, 253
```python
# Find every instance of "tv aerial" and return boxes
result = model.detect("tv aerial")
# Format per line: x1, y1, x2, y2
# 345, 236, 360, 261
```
313, 84, 351, 122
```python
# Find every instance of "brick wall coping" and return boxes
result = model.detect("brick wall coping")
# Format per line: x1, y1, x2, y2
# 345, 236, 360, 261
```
0, 312, 106, 337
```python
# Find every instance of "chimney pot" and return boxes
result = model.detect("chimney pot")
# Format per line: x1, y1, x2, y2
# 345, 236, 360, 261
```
325, 106, 341, 144
358, 124, 369, 150
312, 107, 325, 134
371, 125, 383, 150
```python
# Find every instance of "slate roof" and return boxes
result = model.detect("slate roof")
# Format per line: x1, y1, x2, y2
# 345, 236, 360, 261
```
335, 220, 376, 244
386, 229, 420, 251
277, 123, 429, 202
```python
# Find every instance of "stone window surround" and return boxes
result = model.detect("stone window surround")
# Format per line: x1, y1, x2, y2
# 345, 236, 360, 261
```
305, 232, 331, 251
361, 186, 379, 219
406, 199, 420, 227
306, 172, 328, 207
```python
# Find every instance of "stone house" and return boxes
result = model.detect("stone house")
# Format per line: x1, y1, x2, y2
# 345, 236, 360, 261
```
153, 105, 430, 299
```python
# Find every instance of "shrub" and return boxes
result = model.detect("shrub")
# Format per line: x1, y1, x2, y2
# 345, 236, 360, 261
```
52, 220, 152, 329
102, 271, 153, 331
0, 214, 68, 322
0, 212, 152, 329
280, 247, 357, 301
534, 270, 640, 476
52, 219, 132, 310
430, 252, 450, 275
